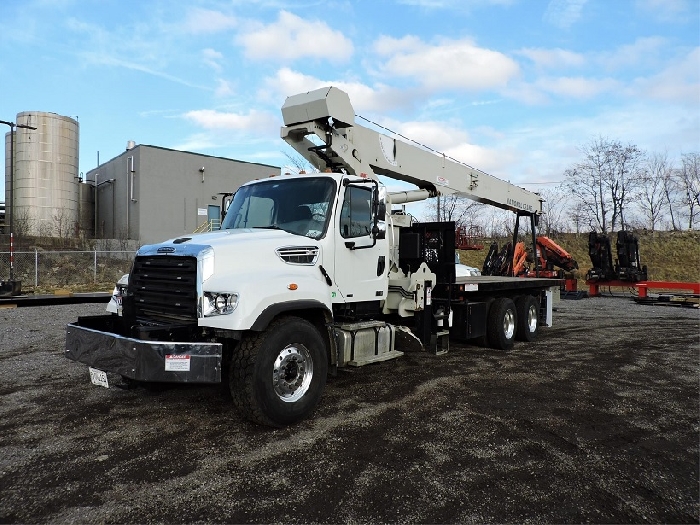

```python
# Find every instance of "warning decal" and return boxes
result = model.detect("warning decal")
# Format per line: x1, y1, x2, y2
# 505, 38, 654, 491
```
165, 354, 191, 372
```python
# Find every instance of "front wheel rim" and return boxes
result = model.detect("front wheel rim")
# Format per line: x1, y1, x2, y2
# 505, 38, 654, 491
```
272, 344, 314, 403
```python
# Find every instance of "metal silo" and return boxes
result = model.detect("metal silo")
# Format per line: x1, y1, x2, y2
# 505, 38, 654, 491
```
6, 112, 80, 237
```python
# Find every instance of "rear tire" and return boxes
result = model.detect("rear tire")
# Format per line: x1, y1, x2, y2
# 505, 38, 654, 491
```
487, 297, 517, 350
515, 295, 539, 342
229, 316, 328, 427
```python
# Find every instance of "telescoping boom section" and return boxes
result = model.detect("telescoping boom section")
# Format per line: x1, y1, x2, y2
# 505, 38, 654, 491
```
281, 86, 542, 216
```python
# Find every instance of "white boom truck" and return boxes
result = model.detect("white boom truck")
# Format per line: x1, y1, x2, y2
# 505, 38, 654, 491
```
66, 87, 560, 426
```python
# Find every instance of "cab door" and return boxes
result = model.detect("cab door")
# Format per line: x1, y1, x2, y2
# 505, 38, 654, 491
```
333, 183, 388, 303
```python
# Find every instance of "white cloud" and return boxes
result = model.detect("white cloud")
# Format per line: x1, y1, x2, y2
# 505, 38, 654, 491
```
501, 81, 551, 105
374, 35, 424, 56
396, 0, 515, 8
635, 0, 694, 22
262, 68, 414, 113
597, 36, 666, 71
66, 17, 211, 89
202, 48, 224, 72
543, 0, 588, 29
214, 79, 234, 98
392, 120, 472, 151
81, 51, 210, 90
172, 133, 222, 153
182, 8, 237, 34
237, 11, 353, 63
375, 36, 519, 90
183, 109, 278, 133
631, 47, 700, 105
405, 123, 509, 174
445, 143, 516, 176
517, 47, 586, 69
537, 76, 620, 98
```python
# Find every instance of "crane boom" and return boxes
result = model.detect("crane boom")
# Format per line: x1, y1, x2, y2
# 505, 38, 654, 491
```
281, 86, 542, 216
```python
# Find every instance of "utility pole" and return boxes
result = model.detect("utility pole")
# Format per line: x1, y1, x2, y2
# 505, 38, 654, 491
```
1, 118, 37, 286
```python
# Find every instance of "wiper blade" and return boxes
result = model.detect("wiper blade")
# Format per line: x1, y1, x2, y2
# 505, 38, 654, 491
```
252, 224, 306, 237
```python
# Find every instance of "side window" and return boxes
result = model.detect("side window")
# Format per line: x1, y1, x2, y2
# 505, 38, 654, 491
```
340, 186, 373, 238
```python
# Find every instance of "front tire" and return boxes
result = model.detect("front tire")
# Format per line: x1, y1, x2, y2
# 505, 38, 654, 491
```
487, 297, 517, 350
230, 316, 328, 427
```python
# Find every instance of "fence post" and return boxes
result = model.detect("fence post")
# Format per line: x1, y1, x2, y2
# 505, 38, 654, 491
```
94, 250, 97, 283
35, 249, 38, 287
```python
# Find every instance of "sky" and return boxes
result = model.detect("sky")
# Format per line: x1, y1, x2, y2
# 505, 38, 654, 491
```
1, 0, 698, 213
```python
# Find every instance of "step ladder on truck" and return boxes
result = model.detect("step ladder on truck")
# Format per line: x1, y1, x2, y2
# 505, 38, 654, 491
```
65, 87, 561, 427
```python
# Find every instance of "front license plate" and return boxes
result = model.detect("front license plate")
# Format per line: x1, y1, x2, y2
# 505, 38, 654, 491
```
89, 367, 109, 388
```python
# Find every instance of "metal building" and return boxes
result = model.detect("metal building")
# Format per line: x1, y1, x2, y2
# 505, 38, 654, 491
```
4, 112, 80, 237
84, 144, 279, 245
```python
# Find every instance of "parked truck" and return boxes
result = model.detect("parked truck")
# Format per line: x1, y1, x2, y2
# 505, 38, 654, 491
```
66, 87, 560, 426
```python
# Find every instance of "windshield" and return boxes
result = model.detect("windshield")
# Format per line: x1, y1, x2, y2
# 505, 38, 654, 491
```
221, 177, 336, 240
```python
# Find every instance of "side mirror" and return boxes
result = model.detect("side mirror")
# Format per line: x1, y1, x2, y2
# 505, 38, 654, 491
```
374, 186, 387, 240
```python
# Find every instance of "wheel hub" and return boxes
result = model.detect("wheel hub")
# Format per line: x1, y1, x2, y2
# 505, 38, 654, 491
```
272, 344, 313, 403
527, 304, 537, 332
503, 310, 515, 339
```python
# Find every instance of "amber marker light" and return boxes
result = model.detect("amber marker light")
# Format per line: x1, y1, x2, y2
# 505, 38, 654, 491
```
287, 283, 298, 290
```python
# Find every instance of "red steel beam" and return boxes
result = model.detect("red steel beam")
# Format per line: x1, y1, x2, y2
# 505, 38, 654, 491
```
586, 279, 700, 298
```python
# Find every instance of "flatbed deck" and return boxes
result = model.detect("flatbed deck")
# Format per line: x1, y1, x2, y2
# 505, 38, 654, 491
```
453, 276, 562, 292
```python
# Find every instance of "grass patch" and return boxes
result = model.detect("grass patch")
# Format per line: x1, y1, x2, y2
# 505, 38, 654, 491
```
459, 230, 700, 286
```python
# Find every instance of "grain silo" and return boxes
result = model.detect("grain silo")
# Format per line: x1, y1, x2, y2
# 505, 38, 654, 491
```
4, 112, 80, 237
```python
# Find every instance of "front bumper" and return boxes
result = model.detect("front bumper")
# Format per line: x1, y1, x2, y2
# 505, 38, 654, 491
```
65, 315, 222, 383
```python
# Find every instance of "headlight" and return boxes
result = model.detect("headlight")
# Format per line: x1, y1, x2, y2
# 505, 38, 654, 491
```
202, 292, 239, 317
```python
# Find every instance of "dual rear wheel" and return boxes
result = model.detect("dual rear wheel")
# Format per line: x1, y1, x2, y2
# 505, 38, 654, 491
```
485, 295, 539, 350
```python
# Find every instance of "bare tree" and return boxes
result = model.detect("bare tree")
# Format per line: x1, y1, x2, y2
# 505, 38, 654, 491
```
637, 152, 671, 231
661, 164, 681, 231
564, 137, 644, 233
676, 152, 700, 229
37, 219, 53, 240
608, 141, 644, 230
283, 152, 320, 174
564, 137, 611, 232
52, 209, 74, 240
567, 201, 590, 235
537, 185, 570, 235
12, 207, 35, 242
425, 193, 481, 226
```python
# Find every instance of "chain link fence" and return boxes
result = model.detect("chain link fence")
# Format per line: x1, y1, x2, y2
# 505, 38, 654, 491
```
0, 251, 135, 288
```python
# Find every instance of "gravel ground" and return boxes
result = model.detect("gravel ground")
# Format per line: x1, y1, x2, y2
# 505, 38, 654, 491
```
0, 296, 698, 524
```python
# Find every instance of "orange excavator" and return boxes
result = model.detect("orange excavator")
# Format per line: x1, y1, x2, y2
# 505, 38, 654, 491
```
483, 236, 578, 280
523, 236, 578, 278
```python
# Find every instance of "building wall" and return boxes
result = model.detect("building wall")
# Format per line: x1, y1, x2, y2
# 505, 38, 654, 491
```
85, 145, 278, 245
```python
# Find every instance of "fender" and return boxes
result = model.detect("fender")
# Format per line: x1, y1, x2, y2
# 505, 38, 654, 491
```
250, 299, 332, 331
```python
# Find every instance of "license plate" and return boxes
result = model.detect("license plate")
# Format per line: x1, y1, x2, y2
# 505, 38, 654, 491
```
89, 367, 109, 388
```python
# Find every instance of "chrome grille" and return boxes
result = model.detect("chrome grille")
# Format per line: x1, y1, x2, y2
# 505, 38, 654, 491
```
130, 255, 198, 322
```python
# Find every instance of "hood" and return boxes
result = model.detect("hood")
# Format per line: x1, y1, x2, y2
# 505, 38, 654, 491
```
138, 228, 323, 276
